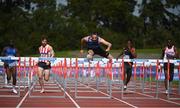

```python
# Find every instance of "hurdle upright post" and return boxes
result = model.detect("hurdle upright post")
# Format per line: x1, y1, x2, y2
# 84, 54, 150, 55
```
142, 62, 145, 93
17, 57, 21, 97
75, 58, 78, 98
149, 64, 152, 92
108, 60, 112, 98
134, 62, 137, 92
155, 59, 159, 99
95, 61, 100, 91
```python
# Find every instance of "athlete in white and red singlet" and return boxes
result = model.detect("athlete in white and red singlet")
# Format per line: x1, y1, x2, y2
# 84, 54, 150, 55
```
162, 39, 178, 94
37, 37, 54, 93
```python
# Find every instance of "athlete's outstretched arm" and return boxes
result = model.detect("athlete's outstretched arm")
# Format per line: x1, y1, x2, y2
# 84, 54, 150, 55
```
131, 48, 137, 58
15, 48, 20, 57
80, 37, 87, 53
99, 38, 112, 52
1, 47, 6, 56
174, 47, 179, 58
161, 48, 165, 59
116, 51, 124, 60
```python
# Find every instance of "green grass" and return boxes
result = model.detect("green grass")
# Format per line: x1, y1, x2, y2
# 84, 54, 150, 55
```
32, 49, 158, 57
30, 48, 179, 58
136, 49, 161, 54
110, 49, 162, 54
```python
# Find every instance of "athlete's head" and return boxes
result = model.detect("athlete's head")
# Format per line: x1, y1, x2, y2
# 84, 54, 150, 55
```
167, 39, 173, 48
127, 39, 133, 48
9, 40, 14, 48
91, 32, 98, 41
41, 37, 48, 47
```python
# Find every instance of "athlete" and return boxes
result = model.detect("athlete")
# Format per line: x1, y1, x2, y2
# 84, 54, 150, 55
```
37, 37, 54, 93
80, 32, 113, 61
116, 40, 137, 90
162, 40, 178, 94
1, 40, 19, 94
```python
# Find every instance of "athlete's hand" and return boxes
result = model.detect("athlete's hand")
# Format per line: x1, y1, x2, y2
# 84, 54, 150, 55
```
105, 48, 110, 52
46, 61, 50, 65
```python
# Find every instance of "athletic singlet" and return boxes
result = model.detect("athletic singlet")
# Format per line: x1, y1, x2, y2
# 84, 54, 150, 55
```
39, 44, 52, 62
87, 36, 100, 49
3, 47, 17, 64
164, 46, 175, 60
4, 47, 17, 56
123, 47, 134, 59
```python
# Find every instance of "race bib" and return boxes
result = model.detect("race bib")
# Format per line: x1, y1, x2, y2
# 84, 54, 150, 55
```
124, 55, 130, 59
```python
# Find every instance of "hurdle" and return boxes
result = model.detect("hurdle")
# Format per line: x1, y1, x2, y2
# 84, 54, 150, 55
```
120, 59, 162, 99
74, 58, 112, 99
140, 60, 162, 99
166, 60, 180, 100
28, 57, 66, 98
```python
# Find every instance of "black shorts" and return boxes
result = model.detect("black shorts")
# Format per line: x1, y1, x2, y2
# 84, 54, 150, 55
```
124, 62, 132, 74
164, 63, 174, 82
37, 62, 51, 70
88, 47, 109, 58
4, 62, 9, 68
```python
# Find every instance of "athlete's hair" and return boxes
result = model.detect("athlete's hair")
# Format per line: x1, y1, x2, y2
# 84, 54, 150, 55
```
127, 39, 133, 43
9, 40, 14, 48
167, 39, 174, 47
41, 35, 48, 41
91, 32, 98, 36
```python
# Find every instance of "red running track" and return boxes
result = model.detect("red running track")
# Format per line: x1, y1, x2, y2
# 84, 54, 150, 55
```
0, 81, 180, 108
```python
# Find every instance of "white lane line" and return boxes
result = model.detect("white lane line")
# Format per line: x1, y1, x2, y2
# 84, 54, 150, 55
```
57, 83, 80, 108
111, 84, 180, 106
134, 90, 180, 106
80, 83, 138, 108
16, 83, 35, 108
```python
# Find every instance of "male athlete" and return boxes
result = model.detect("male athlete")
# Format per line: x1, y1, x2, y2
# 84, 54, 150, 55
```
162, 39, 178, 94
1, 40, 19, 94
80, 32, 113, 61
37, 37, 54, 93
116, 40, 137, 90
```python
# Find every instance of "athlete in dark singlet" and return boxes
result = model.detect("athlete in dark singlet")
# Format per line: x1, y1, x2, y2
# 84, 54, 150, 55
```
116, 40, 137, 90
80, 32, 113, 61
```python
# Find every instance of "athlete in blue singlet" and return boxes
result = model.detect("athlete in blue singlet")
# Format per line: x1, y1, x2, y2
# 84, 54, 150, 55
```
1, 40, 19, 94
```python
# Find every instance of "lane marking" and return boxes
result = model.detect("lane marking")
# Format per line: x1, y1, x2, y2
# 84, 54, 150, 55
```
111, 84, 180, 106
80, 83, 138, 108
57, 83, 80, 108
16, 83, 35, 108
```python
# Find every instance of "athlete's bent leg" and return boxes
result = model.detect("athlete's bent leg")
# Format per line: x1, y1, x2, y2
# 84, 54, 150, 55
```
107, 54, 114, 63
44, 69, 50, 82
126, 67, 132, 85
11, 66, 17, 86
10, 66, 17, 94
87, 50, 94, 61
38, 67, 44, 93
4, 65, 11, 84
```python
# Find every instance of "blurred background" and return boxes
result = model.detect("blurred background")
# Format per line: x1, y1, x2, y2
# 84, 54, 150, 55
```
0, 0, 179, 57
